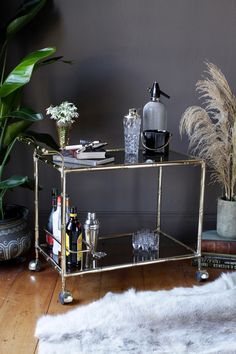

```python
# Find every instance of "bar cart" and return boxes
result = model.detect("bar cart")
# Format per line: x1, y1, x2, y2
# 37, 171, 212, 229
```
28, 146, 208, 304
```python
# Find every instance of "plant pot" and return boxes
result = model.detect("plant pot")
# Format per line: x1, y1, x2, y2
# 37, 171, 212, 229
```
0, 205, 31, 261
217, 198, 236, 239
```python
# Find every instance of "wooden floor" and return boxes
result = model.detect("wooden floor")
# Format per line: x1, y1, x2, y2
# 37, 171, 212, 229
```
0, 254, 224, 354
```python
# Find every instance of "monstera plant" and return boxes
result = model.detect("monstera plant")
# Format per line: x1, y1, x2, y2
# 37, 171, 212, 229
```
0, 0, 60, 260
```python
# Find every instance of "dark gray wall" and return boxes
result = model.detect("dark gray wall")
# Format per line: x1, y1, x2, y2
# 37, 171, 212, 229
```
5, 0, 236, 239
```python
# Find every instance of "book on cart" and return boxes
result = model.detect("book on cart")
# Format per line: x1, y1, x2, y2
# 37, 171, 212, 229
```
201, 230, 236, 254
76, 149, 107, 159
65, 140, 108, 159
53, 153, 115, 167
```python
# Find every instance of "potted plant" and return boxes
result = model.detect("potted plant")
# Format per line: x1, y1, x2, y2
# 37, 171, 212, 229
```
180, 61, 236, 239
0, 0, 60, 261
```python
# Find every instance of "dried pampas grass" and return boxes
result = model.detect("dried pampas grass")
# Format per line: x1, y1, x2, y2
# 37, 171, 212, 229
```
180, 62, 236, 201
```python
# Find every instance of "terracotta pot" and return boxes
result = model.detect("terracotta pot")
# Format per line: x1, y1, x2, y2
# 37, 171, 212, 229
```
217, 198, 236, 239
0, 205, 31, 261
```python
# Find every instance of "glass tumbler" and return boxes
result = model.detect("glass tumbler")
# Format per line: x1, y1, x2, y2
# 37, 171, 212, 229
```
123, 108, 141, 156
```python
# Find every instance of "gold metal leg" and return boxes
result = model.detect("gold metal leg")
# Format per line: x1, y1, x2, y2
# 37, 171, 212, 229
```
34, 151, 39, 261
195, 161, 209, 281
197, 161, 206, 260
28, 150, 41, 272
60, 168, 67, 293
156, 165, 163, 232
58, 169, 73, 304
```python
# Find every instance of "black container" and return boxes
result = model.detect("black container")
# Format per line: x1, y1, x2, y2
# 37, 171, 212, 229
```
141, 130, 171, 156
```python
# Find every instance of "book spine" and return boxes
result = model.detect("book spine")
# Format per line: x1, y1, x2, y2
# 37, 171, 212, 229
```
193, 260, 236, 270
201, 239, 236, 254
203, 255, 236, 264
192, 258, 236, 269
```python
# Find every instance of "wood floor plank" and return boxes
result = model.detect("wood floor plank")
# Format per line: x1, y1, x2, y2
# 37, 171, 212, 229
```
0, 260, 24, 308
0, 262, 58, 354
100, 266, 144, 297
47, 271, 102, 314
143, 260, 185, 290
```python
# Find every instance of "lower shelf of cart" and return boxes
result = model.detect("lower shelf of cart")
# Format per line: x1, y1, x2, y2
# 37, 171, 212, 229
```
37, 231, 198, 276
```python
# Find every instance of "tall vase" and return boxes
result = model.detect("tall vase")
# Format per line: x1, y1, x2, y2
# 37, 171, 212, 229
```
217, 197, 236, 239
56, 122, 72, 149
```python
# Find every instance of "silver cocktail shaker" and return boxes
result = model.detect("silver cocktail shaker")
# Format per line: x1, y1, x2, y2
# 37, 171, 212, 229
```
84, 212, 100, 252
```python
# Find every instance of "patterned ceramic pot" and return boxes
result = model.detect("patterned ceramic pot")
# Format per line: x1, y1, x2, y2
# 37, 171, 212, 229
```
0, 205, 31, 261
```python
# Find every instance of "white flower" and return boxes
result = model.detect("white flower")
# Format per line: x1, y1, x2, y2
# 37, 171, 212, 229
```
46, 101, 79, 124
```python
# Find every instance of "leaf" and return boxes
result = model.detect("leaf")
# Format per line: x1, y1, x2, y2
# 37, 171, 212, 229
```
0, 47, 56, 98
0, 91, 21, 123
37, 55, 64, 65
6, 0, 47, 38
3, 108, 43, 122
21, 176, 43, 191
3, 120, 32, 147
0, 148, 10, 165
36, 56, 73, 68
0, 175, 28, 190
25, 130, 59, 150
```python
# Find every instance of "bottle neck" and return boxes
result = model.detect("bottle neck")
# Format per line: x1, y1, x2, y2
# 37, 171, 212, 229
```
52, 197, 57, 209
57, 196, 62, 208
151, 97, 160, 102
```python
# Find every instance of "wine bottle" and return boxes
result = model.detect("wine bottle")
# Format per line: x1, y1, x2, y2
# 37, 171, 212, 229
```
76, 210, 83, 267
65, 194, 70, 224
52, 195, 62, 255
46, 188, 58, 249
66, 207, 82, 270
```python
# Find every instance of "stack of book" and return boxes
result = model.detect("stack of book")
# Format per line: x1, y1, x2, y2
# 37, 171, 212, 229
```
193, 230, 236, 270
53, 141, 115, 167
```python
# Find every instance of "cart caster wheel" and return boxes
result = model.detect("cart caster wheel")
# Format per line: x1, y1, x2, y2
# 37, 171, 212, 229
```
59, 291, 73, 305
195, 270, 209, 282
28, 260, 41, 272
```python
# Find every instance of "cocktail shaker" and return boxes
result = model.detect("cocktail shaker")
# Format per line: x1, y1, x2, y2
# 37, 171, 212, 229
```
84, 212, 100, 251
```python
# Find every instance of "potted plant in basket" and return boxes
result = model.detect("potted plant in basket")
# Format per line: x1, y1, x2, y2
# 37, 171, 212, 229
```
0, 0, 61, 261
180, 61, 236, 239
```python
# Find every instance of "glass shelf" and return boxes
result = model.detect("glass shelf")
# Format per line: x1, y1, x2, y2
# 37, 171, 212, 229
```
35, 149, 203, 173
38, 232, 196, 276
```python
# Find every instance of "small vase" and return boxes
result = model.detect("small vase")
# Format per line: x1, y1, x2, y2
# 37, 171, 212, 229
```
56, 122, 72, 149
217, 197, 236, 239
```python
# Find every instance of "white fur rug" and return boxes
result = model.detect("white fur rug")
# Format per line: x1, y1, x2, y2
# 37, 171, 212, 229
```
35, 272, 236, 354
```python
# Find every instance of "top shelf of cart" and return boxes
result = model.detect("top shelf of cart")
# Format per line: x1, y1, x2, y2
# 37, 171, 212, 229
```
33, 148, 204, 173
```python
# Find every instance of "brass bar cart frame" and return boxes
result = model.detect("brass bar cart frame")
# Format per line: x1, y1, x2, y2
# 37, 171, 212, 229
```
29, 147, 208, 304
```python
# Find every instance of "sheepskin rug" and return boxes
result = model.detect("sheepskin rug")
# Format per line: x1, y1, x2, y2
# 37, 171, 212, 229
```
35, 272, 236, 354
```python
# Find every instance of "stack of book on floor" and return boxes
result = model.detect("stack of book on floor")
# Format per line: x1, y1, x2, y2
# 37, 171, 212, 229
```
193, 230, 236, 270
53, 141, 115, 167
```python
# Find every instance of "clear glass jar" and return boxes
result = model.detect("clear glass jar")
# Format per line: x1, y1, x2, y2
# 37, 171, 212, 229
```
123, 108, 141, 156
